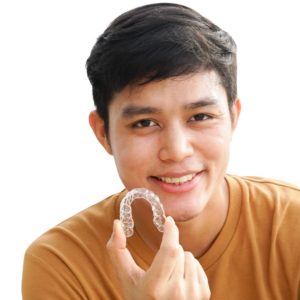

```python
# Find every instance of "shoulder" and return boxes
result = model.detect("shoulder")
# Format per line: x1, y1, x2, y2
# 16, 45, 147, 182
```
226, 174, 300, 235
23, 191, 127, 298
226, 174, 300, 245
25, 190, 126, 261
224, 175, 300, 295
226, 174, 300, 207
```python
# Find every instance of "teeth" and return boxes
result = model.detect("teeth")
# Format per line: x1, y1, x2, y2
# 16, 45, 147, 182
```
158, 174, 195, 185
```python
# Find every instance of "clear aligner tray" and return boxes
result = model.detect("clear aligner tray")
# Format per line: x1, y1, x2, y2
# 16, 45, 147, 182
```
120, 188, 166, 237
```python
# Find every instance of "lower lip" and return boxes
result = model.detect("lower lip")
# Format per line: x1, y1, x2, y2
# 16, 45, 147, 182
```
150, 172, 203, 193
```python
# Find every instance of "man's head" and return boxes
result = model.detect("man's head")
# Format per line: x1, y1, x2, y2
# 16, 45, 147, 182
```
86, 3, 237, 136
87, 3, 241, 221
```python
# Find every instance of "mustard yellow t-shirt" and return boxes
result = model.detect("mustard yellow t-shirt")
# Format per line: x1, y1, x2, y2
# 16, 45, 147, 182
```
22, 175, 300, 299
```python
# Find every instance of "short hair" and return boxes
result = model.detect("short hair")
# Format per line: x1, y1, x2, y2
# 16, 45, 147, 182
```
86, 3, 237, 133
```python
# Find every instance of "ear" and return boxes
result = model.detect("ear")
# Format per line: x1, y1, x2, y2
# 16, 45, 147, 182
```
230, 98, 241, 130
89, 111, 113, 155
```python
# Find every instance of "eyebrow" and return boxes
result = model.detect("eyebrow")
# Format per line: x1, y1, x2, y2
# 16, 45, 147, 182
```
121, 97, 218, 118
121, 105, 162, 118
184, 97, 218, 110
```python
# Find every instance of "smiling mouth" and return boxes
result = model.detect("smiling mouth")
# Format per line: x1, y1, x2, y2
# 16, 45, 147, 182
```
153, 173, 197, 185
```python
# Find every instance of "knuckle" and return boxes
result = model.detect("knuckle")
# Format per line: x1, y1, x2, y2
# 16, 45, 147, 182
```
160, 244, 179, 258
143, 282, 162, 299
184, 251, 195, 260
189, 284, 201, 299
170, 282, 185, 298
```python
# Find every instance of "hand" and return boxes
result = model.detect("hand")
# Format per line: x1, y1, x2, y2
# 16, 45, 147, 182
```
106, 216, 211, 300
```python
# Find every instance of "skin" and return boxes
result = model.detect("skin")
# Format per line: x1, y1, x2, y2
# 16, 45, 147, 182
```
89, 70, 241, 299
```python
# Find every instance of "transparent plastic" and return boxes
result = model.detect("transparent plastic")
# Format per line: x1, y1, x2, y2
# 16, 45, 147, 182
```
120, 188, 166, 237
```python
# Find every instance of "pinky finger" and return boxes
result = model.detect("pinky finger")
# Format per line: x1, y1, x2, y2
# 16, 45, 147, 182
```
196, 262, 211, 297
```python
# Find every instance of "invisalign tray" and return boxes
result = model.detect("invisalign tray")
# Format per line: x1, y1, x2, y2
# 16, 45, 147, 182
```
120, 188, 166, 237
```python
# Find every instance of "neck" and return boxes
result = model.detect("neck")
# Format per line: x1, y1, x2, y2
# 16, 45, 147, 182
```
132, 179, 229, 258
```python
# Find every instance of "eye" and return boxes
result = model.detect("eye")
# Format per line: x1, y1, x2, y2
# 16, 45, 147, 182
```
132, 119, 157, 128
189, 113, 211, 122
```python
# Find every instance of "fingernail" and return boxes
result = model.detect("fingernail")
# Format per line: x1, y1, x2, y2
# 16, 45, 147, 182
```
112, 219, 118, 236
166, 216, 175, 224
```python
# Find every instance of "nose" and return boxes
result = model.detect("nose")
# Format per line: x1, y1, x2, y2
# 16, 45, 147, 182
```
158, 124, 194, 162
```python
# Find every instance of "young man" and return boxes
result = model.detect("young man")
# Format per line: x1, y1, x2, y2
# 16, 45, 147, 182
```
22, 3, 300, 299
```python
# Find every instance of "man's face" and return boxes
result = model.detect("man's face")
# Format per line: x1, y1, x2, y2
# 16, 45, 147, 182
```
99, 71, 240, 221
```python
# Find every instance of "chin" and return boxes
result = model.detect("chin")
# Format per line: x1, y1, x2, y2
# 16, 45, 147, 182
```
165, 202, 204, 222
173, 214, 196, 222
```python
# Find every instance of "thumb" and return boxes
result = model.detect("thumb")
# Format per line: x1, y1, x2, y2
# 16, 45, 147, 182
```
107, 220, 144, 280
107, 219, 127, 250
160, 216, 179, 247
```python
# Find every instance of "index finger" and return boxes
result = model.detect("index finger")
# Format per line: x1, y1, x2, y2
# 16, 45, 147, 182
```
146, 216, 180, 280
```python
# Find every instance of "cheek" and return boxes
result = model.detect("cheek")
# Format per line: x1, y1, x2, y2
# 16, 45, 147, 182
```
111, 135, 157, 177
200, 126, 232, 159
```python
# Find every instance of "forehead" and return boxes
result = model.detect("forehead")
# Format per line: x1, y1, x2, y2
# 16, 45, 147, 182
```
110, 70, 227, 110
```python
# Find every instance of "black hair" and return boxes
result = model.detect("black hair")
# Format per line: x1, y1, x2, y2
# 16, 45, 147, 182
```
86, 3, 237, 134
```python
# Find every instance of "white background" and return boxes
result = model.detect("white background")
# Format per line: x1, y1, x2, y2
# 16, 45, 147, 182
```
1, 0, 299, 298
